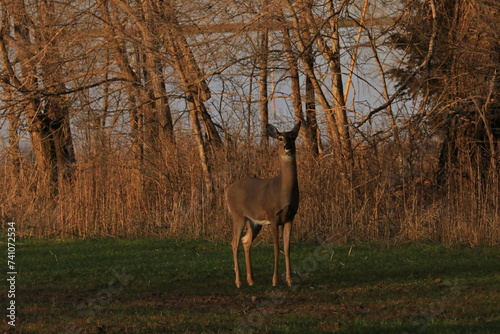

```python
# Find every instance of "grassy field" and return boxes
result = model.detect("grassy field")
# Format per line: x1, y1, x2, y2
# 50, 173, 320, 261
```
1, 238, 499, 333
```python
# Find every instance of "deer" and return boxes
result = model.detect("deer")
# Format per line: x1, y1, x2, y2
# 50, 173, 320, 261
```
225, 122, 301, 288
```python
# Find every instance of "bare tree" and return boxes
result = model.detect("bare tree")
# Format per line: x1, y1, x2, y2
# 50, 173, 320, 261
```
391, 0, 499, 185
282, 0, 354, 170
1, 0, 77, 193
280, 5, 320, 155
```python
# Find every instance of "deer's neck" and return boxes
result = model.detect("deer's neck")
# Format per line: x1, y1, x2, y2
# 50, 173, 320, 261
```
278, 155, 298, 196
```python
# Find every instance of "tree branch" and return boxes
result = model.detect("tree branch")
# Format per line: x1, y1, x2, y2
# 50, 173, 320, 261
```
355, 0, 437, 128
28, 77, 131, 97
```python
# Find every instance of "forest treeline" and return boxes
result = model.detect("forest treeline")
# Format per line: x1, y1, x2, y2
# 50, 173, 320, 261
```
0, 0, 498, 244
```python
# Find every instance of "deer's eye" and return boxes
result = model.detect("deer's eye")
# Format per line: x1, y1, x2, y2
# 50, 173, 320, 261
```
278, 136, 284, 141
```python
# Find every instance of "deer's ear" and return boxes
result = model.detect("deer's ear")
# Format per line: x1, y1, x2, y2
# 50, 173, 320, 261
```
266, 124, 280, 139
291, 121, 301, 137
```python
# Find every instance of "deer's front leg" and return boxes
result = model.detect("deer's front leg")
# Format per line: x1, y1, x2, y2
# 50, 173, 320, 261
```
283, 221, 293, 286
271, 222, 280, 286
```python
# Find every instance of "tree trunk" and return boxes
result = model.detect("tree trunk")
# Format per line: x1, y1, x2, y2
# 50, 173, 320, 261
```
5, 0, 76, 193
302, 0, 353, 169
0, 24, 22, 178
188, 96, 215, 198
304, 53, 321, 155
99, 0, 145, 170
162, 1, 222, 150
281, 24, 319, 155
258, 29, 270, 147
6, 105, 22, 179
284, 0, 343, 152
328, 7, 353, 169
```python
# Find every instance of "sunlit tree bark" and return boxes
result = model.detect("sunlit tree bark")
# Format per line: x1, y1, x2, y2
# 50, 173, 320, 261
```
1, 0, 76, 192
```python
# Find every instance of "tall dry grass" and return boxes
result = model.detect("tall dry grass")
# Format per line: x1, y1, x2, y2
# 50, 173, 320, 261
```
1, 134, 499, 245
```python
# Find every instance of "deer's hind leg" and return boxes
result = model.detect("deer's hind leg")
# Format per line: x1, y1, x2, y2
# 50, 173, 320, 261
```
231, 215, 246, 288
242, 220, 262, 286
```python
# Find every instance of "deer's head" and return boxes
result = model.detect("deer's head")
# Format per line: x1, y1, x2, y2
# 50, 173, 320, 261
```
266, 122, 301, 158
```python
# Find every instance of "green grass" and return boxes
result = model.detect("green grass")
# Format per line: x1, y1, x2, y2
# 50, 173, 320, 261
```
1, 239, 499, 333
